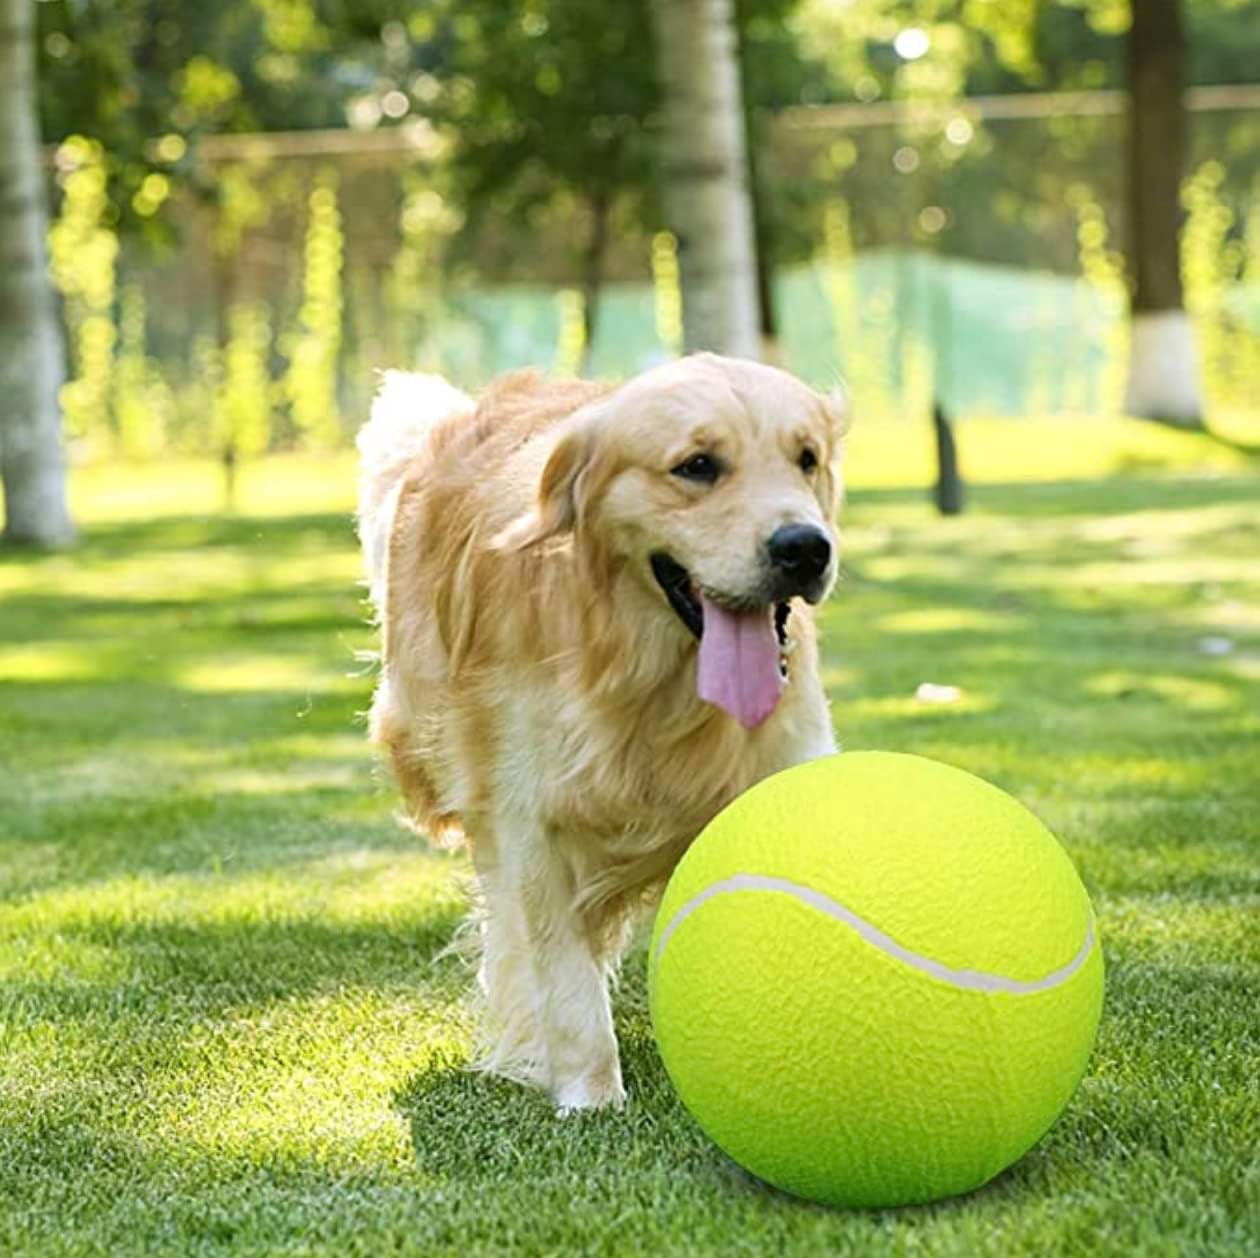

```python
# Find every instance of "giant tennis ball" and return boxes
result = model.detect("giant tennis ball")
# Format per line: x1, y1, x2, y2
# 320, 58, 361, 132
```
649, 751, 1103, 1209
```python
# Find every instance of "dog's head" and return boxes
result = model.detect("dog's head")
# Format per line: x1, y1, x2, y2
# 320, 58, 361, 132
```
502, 353, 846, 727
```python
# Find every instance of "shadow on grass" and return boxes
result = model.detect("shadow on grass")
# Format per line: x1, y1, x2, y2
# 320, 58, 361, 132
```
4, 903, 466, 1028
393, 963, 753, 1194
61, 510, 357, 559
4, 469, 1256, 905
389, 952, 1210, 1228
1, 477, 1256, 1251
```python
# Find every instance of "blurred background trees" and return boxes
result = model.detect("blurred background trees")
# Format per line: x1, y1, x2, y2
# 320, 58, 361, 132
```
652, 0, 762, 357
0, 0, 74, 546
3, 0, 1260, 540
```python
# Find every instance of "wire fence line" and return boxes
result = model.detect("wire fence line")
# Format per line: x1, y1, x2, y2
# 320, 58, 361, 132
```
46, 90, 1260, 458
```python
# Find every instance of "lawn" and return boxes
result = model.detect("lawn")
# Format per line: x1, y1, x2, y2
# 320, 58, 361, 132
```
1, 416, 1258, 1255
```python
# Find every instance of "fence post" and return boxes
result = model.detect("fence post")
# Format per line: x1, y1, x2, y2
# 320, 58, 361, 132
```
932, 401, 964, 515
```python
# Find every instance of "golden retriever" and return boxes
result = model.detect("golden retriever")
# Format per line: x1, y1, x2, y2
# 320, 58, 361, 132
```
357, 352, 844, 1112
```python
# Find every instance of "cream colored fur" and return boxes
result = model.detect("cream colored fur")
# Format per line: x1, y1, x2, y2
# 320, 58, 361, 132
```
357, 353, 844, 1112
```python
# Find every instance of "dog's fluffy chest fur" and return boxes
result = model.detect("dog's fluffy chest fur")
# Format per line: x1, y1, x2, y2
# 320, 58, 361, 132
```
491, 656, 832, 844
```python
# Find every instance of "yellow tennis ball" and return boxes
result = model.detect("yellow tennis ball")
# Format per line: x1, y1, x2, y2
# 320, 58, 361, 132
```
649, 751, 1104, 1209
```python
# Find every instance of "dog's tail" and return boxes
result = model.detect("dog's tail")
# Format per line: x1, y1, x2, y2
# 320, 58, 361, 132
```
356, 371, 475, 616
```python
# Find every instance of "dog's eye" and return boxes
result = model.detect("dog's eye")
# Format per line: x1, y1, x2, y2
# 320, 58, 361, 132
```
672, 453, 721, 484
799, 448, 818, 474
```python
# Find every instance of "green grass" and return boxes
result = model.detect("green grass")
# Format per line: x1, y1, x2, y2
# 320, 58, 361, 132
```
2, 416, 1258, 1255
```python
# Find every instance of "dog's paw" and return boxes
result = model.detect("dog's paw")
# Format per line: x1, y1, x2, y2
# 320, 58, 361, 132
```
553, 1071, 626, 1116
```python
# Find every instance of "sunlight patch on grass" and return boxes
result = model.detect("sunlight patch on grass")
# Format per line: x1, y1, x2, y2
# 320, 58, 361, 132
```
846, 414, 1251, 490
0, 933, 126, 985
1071, 500, 1260, 546
60, 414, 1254, 538
3, 445, 1256, 1254
175, 654, 357, 695
0, 848, 464, 937
70, 453, 358, 523
844, 690, 996, 719
255, 731, 373, 762
0, 644, 101, 683
875, 606, 1018, 635
1027, 556, 1258, 591
1083, 671, 1242, 712
1104, 895, 1260, 968
135, 989, 463, 1174
1044, 753, 1214, 796
1226, 653, 1260, 681
194, 764, 363, 796
820, 665, 859, 690
863, 549, 1257, 595
10, 751, 185, 806
3, 544, 362, 611
1072, 830, 1258, 899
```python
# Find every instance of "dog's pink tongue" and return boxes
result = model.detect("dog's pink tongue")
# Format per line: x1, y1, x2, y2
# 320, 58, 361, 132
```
696, 593, 784, 729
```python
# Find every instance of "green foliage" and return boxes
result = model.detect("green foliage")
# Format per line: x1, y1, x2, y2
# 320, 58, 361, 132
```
217, 302, 275, 458
797, 0, 1045, 98
414, 0, 660, 274
24, 0, 1260, 458
47, 138, 118, 451
1182, 161, 1260, 421
385, 170, 464, 369
798, 0, 1260, 97
214, 161, 279, 259
553, 288, 587, 376
33, 0, 388, 242
112, 283, 174, 457
1068, 184, 1128, 412
651, 231, 684, 356
283, 175, 344, 447
823, 200, 888, 413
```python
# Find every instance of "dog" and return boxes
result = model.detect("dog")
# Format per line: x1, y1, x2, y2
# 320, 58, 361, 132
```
357, 352, 844, 1112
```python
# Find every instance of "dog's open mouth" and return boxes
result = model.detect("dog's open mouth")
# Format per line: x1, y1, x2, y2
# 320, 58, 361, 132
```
651, 553, 791, 730
649, 554, 791, 648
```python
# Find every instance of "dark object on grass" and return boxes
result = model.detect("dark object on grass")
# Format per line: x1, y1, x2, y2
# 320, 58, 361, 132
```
933, 402, 964, 516
221, 442, 239, 513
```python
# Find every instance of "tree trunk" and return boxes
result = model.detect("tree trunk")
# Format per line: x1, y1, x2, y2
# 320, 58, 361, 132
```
1122, 0, 1203, 427
212, 219, 239, 509
932, 402, 963, 516
733, 0, 780, 364
580, 188, 611, 370
745, 113, 781, 365
0, 0, 75, 546
649, 0, 761, 360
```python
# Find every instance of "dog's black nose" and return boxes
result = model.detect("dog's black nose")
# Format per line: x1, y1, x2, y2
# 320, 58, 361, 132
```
767, 524, 831, 588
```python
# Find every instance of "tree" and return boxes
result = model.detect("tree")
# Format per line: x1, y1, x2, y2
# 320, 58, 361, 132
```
1122, 0, 1204, 425
736, 0, 841, 360
651, 0, 762, 358
798, 0, 1253, 424
414, 1, 660, 356
1, 0, 75, 547
34, 0, 384, 246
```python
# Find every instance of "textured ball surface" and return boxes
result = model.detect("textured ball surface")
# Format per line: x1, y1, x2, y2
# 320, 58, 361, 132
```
649, 751, 1103, 1209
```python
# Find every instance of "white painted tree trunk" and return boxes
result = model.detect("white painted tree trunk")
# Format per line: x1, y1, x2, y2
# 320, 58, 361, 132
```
1122, 0, 1204, 426
1124, 311, 1203, 423
0, 0, 75, 547
650, 0, 761, 361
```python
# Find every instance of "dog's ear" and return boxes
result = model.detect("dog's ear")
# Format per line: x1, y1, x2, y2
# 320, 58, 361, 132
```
818, 385, 849, 520
823, 383, 851, 444
492, 414, 597, 551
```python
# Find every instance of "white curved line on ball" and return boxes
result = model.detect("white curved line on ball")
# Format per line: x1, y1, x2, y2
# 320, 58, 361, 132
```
654, 873, 1096, 995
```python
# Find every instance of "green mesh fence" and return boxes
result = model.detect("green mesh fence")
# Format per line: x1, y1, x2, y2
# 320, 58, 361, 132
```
421, 254, 1235, 420
83, 96, 1260, 454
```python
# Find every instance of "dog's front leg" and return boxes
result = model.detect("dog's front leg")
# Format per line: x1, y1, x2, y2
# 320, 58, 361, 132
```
515, 828, 625, 1115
